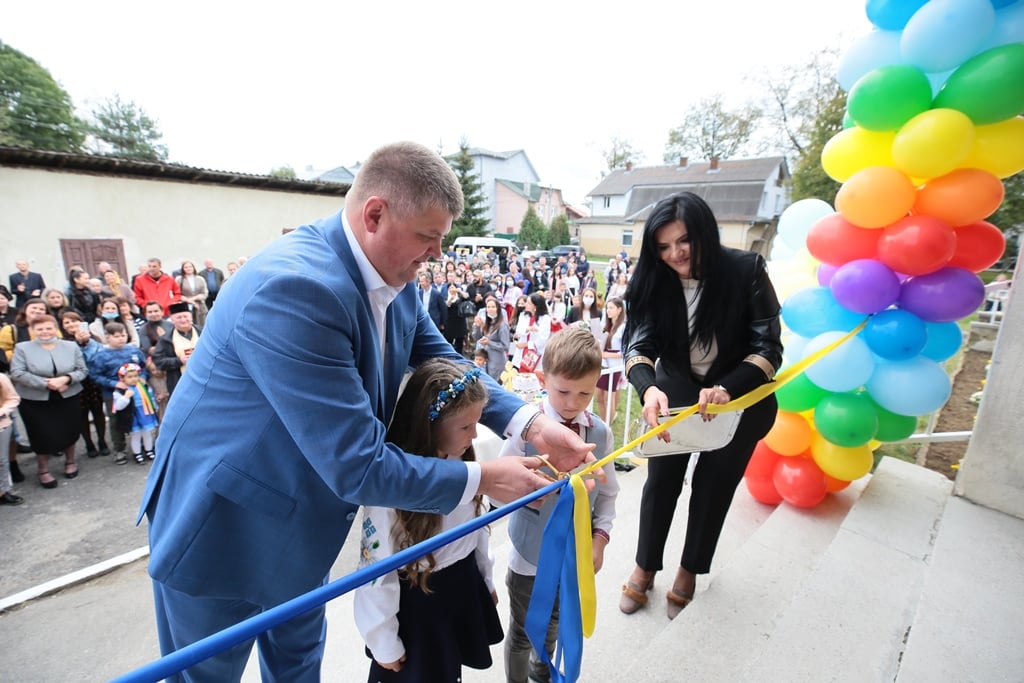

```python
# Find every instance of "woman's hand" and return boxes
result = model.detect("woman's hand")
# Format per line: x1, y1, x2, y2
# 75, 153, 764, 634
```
479, 336, 489, 345
697, 385, 730, 422
642, 386, 672, 442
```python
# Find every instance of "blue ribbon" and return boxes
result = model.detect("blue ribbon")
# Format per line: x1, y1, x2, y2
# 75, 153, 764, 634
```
524, 482, 583, 683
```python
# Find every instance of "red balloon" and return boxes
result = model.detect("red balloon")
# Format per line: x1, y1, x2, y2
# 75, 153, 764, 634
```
877, 215, 956, 276
948, 221, 1007, 272
806, 213, 881, 266
745, 475, 783, 505
745, 440, 783, 480
772, 457, 828, 508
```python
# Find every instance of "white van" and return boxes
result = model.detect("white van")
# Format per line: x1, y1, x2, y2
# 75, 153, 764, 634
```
451, 236, 519, 261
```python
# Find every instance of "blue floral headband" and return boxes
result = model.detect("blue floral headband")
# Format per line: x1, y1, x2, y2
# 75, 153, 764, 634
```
428, 367, 483, 421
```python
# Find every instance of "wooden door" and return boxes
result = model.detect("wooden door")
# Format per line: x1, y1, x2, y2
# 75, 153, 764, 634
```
59, 239, 128, 279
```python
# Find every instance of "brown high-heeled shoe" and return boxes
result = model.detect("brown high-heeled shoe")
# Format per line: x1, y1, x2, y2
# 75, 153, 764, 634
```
619, 569, 656, 614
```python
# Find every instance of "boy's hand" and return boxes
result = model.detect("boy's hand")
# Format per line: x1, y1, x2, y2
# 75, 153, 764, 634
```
592, 533, 609, 574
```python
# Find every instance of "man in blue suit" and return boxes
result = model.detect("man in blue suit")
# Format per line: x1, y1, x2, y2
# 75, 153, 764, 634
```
139, 141, 595, 682
416, 271, 447, 334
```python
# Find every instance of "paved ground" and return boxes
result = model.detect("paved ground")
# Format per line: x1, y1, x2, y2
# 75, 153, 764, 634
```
0, 444, 773, 683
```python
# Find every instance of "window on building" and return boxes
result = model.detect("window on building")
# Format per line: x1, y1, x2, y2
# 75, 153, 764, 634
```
603, 196, 611, 208
621, 229, 633, 247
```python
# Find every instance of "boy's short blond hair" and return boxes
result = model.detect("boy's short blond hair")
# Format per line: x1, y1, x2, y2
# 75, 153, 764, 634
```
542, 327, 602, 380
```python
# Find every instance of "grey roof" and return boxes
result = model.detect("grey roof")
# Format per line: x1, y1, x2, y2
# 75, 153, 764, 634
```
315, 165, 357, 184
626, 182, 774, 223
588, 157, 787, 196
497, 178, 546, 201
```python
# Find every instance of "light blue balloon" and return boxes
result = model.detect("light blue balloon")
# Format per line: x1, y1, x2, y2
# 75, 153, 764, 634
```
838, 30, 904, 90
867, 0, 930, 29
778, 198, 834, 250
867, 356, 952, 416
863, 309, 928, 359
920, 321, 964, 361
985, 0, 1024, 50
901, 0, 996, 73
804, 331, 876, 392
782, 287, 865, 338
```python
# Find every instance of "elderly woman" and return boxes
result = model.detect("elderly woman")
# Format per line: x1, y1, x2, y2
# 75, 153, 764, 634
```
102, 269, 138, 314
10, 314, 88, 487
619, 192, 782, 619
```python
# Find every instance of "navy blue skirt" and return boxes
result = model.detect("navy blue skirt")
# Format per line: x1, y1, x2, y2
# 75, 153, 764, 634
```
366, 552, 503, 682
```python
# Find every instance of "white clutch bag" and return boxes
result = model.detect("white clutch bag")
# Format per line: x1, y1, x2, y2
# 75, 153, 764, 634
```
634, 408, 743, 457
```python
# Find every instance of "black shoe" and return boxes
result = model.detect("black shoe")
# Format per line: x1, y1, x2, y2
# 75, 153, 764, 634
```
134, 452, 145, 464
145, 450, 156, 461
98, 444, 111, 456
10, 461, 24, 483
16, 444, 32, 454
86, 447, 100, 458
38, 474, 58, 489
0, 491, 24, 505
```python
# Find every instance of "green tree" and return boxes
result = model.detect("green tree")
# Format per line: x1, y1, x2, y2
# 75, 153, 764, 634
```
446, 138, 489, 247
603, 136, 644, 170
518, 206, 548, 249
759, 48, 844, 203
664, 94, 761, 162
269, 165, 297, 179
0, 41, 85, 152
548, 214, 571, 247
87, 94, 168, 161
991, 172, 1024, 267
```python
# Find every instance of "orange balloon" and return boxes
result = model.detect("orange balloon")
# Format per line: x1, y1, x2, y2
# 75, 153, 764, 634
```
824, 473, 852, 492
913, 169, 1005, 227
764, 411, 813, 456
835, 166, 916, 228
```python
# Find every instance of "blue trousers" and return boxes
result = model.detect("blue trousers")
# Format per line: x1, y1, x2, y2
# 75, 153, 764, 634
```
152, 580, 327, 682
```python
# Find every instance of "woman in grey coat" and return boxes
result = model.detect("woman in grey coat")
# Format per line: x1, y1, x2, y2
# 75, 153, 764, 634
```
10, 314, 88, 487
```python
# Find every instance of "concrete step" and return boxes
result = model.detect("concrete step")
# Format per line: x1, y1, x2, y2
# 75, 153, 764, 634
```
622, 466, 870, 682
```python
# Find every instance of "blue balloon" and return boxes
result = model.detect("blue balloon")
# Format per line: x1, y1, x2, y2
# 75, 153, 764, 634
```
838, 30, 904, 90
804, 331, 876, 392
867, 356, 952, 416
863, 309, 928, 359
901, 0, 997, 73
920, 321, 964, 361
985, 0, 1024, 51
867, 0, 929, 29
782, 287, 865, 338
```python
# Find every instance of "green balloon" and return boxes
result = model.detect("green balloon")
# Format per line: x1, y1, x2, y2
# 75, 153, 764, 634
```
933, 43, 1024, 125
847, 65, 933, 132
813, 392, 879, 448
777, 373, 830, 413
867, 397, 918, 442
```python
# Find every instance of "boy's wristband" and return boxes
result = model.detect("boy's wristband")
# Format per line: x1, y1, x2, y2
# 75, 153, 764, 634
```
592, 528, 610, 543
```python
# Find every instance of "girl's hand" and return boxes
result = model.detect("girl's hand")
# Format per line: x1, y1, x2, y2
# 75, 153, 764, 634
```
377, 655, 406, 672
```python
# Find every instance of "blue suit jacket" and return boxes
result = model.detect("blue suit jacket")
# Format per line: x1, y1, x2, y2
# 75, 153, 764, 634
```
139, 211, 522, 607
420, 286, 448, 331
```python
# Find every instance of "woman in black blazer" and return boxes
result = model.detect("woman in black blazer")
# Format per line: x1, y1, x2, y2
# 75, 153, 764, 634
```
619, 192, 783, 619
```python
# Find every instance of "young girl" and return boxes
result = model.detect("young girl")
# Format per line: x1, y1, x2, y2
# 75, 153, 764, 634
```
354, 359, 503, 682
111, 363, 159, 464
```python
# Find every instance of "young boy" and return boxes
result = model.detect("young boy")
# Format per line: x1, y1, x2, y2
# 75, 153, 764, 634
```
473, 347, 489, 371
112, 363, 160, 464
87, 321, 147, 464
498, 326, 620, 683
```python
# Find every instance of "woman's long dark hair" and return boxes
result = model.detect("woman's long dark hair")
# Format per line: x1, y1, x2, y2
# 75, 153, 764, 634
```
625, 192, 734, 355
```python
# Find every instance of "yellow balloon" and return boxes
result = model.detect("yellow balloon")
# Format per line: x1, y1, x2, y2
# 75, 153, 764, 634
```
822, 127, 896, 182
810, 432, 874, 481
962, 117, 1024, 179
892, 108, 975, 180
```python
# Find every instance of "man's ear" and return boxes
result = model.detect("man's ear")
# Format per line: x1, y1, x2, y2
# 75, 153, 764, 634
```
362, 197, 386, 234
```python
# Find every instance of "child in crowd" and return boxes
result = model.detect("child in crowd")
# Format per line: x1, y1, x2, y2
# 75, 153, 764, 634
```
498, 326, 620, 683
86, 321, 147, 464
111, 363, 159, 464
354, 359, 503, 682
473, 347, 489, 372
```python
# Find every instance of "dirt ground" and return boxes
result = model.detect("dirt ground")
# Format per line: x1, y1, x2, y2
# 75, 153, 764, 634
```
920, 345, 991, 480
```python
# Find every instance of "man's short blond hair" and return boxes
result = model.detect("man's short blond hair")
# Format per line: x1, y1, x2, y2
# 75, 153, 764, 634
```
349, 141, 464, 221
542, 326, 602, 380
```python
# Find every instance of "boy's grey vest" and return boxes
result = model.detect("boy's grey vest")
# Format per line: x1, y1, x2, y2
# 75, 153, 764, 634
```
508, 414, 610, 567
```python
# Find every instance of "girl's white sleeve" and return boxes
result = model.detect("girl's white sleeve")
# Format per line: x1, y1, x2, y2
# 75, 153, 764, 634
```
533, 315, 552, 354
353, 506, 405, 664
473, 524, 496, 593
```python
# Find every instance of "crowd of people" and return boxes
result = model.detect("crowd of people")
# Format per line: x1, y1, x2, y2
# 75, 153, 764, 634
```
0, 255, 243, 501
2, 141, 785, 683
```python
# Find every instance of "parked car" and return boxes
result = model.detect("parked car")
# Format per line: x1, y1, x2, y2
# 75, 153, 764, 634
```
550, 244, 583, 258
520, 249, 551, 262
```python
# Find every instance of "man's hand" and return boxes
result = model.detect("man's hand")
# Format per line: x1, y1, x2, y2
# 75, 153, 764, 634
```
525, 413, 598, 478
377, 655, 406, 672
478, 457, 550, 503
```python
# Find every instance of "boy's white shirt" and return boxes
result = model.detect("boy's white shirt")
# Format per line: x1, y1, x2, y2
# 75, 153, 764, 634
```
498, 397, 620, 576
353, 454, 495, 665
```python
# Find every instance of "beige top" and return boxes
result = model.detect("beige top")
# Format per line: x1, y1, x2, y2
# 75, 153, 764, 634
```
0, 372, 20, 431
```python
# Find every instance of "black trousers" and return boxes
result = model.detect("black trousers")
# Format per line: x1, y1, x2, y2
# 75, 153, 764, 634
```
635, 395, 777, 575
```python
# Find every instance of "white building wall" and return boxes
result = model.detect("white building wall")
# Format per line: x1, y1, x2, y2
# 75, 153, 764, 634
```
0, 167, 344, 286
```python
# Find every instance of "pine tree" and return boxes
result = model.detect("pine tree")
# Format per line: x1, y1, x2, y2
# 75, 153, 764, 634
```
88, 94, 168, 161
518, 206, 549, 250
0, 42, 86, 152
446, 139, 489, 247
548, 214, 572, 248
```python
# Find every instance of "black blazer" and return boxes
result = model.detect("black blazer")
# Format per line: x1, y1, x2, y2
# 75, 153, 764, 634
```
9, 271, 46, 308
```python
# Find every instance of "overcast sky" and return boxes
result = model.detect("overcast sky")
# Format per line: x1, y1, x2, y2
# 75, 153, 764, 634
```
4, 1, 871, 205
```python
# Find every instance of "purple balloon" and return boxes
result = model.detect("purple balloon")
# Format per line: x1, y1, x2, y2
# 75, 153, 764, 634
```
831, 259, 901, 314
817, 263, 838, 286
898, 267, 986, 322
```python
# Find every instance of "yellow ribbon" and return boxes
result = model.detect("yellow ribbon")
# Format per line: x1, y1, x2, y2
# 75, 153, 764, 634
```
567, 318, 867, 637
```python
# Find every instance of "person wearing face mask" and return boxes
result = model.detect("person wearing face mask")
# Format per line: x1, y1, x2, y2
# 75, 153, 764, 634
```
501, 276, 523, 322
564, 287, 602, 328
9, 314, 88, 487
472, 296, 511, 381
89, 297, 140, 346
